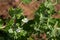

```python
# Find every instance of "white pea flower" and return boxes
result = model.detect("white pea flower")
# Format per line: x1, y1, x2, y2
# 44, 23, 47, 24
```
16, 28, 21, 33
8, 28, 13, 33
22, 18, 29, 23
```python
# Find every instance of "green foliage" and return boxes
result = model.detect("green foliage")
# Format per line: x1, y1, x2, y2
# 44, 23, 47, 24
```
22, 0, 32, 4
0, 0, 60, 40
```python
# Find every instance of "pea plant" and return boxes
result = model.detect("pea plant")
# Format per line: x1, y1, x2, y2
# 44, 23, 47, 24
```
0, 0, 60, 40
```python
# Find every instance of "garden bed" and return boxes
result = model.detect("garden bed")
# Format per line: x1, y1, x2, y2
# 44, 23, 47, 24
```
0, 0, 60, 40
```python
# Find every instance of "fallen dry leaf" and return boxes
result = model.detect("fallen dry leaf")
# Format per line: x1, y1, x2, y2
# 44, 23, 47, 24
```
18, 0, 44, 20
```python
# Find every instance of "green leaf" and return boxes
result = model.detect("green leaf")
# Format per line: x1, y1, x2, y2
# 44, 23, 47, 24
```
22, 0, 32, 4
